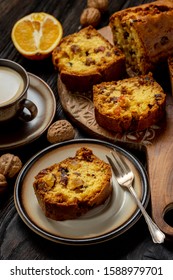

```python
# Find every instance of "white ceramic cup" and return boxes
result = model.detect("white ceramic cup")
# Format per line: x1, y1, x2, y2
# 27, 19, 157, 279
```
0, 59, 37, 122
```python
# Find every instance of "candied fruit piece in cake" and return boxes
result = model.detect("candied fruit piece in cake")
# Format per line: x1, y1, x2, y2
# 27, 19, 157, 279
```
52, 25, 125, 91
93, 73, 166, 133
33, 147, 112, 220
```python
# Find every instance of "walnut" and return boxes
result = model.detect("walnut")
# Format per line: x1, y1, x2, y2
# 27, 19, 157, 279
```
80, 7, 101, 27
0, 154, 22, 178
47, 120, 75, 144
0, 173, 8, 194
87, 0, 109, 13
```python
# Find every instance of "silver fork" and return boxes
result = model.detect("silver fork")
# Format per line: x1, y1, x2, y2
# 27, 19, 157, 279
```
106, 150, 165, 244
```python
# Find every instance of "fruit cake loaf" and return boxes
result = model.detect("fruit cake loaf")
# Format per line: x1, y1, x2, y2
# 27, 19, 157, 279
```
33, 147, 112, 221
93, 73, 166, 133
52, 25, 125, 92
109, 0, 173, 76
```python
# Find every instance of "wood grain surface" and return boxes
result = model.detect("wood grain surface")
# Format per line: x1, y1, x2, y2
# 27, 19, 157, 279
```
146, 94, 173, 237
1, 0, 173, 260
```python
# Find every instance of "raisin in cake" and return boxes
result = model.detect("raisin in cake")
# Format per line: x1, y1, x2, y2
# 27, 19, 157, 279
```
109, 0, 173, 75
33, 147, 112, 221
52, 25, 125, 92
93, 73, 166, 133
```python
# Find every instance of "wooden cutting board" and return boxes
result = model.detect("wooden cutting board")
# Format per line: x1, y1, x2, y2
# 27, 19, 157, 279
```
57, 27, 173, 239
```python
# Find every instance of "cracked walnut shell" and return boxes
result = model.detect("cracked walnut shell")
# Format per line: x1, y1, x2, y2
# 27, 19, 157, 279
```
0, 153, 22, 178
80, 7, 101, 27
87, 0, 109, 13
47, 120, 75, 144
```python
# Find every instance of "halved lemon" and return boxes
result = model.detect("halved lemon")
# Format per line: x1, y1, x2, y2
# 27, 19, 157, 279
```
11, 12, 63, 60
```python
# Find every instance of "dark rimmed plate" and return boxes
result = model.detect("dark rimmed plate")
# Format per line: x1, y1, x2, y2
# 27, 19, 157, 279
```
14, 139, 150, 245
0, 72, 56, 150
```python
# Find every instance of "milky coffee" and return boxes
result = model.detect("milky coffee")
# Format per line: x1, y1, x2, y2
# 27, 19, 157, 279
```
0, 66, 24, 106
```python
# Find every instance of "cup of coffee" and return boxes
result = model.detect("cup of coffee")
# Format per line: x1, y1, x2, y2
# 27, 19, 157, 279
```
0, 59, 37, 122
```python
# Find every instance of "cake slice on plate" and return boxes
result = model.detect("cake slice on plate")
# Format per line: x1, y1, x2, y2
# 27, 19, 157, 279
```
33, 147, 112, 221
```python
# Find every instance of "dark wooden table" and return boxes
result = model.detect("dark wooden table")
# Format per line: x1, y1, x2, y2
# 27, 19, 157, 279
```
1, 0, 173, 260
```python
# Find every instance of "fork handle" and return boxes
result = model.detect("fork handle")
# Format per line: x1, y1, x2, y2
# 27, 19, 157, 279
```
129, 186, 165, 243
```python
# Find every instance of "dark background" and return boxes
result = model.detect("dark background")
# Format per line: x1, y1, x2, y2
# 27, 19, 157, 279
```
1, 0, 173, 260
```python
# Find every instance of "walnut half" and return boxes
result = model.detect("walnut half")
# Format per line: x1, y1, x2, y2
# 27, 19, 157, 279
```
0, 153, 22, 178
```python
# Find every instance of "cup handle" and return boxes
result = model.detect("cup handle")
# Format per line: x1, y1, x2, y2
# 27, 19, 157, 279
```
18, 99, 38, 122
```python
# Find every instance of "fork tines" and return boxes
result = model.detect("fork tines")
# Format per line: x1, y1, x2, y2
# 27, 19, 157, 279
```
106, 149, 131, 177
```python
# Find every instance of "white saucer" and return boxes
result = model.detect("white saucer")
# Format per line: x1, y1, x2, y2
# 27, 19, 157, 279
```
0, 73, 56, 150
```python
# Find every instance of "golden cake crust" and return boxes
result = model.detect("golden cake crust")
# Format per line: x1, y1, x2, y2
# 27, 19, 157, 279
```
93, 73, 166, 133
109, 0, 173, 75
33, 147, 112, 221
52, 25, 125, 91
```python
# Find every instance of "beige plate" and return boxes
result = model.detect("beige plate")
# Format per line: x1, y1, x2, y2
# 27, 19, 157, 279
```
14, 139, 150, 245
0, 73, 56, 150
